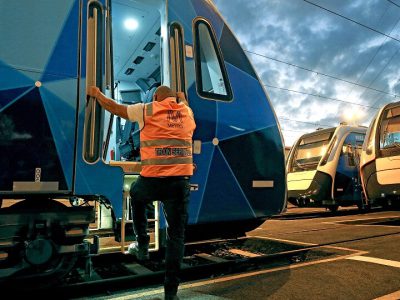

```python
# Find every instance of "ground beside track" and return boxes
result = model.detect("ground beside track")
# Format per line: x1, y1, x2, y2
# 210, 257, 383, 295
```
73, 205, 400, 300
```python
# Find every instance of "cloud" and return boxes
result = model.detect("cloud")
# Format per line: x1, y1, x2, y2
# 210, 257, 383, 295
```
213, 0, 400, 146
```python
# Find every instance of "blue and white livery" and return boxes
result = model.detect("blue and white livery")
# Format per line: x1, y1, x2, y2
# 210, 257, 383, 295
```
0, 0, 286, 281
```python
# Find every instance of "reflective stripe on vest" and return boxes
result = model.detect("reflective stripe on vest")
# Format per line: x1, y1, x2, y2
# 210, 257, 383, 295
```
140, 98, 196, 177
145, 103, 153, 116
140, 139, 192, 147
141, 157, 193, 166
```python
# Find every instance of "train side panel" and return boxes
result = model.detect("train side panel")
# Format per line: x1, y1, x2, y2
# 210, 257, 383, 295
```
0, 1, 102, 280
168, 0, 286, 227
0, 0, 80, 194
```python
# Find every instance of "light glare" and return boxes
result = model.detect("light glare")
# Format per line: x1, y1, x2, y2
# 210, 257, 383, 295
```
124, 18, 138, 30
320, 145, 327, 156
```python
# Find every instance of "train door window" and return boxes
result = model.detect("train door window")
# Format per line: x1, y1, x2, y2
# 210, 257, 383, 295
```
169, 23, 186, 94
354, 134, 365, 162
342, 133, 365, 167
193, 18, 233, 101
84, 2, 104, 163
342, 143, 355, 167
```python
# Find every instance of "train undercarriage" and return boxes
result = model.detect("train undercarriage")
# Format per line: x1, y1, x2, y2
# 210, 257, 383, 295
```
0, 198, 96, 285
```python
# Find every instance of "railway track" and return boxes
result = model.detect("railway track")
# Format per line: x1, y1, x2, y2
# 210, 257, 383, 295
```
2, 226, 399, 299
270, 206, 388, 220
1, 237, 311, 296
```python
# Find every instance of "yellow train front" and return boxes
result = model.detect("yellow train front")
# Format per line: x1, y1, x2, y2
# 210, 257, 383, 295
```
287, 125, 367, 212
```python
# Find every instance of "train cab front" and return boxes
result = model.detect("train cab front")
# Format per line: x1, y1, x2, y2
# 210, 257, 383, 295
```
287, 130, 333, 207
362, 101, 400, 208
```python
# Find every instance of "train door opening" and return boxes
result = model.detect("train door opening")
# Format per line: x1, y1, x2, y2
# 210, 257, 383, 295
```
94, 0, 163, 253
109, 0, 163, 163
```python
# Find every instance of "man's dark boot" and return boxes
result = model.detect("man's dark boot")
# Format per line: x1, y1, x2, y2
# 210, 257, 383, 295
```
128, 241, 149, 261
164, 285, 179, 300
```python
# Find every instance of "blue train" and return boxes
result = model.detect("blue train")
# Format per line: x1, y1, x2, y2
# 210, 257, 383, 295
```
0, 0, 286, 281
286, 124, 367, 212
360, 101, 400, 208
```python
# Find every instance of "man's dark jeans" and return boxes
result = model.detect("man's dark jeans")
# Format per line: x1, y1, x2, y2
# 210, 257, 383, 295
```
130, 175, 190, 296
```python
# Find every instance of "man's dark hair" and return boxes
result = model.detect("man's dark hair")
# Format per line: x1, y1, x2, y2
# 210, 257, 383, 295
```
154, 86, 176, 102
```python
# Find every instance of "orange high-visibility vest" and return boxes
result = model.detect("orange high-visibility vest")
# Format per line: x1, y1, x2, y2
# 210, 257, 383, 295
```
140, 97, 196, 177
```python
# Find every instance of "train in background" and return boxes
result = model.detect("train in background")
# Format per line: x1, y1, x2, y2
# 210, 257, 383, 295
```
360, 101, 400, 208
0, 0, 286, 283
286, 124, 367, 212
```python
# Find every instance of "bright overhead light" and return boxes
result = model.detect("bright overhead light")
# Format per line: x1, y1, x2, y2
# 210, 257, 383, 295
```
343, 109, 354, 122
343, 108, 365, 124
124, 18, 138, 30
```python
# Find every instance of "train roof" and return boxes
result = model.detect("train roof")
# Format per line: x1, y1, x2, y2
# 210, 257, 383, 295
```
382, 100, 400, 110
294, 124, 367, 145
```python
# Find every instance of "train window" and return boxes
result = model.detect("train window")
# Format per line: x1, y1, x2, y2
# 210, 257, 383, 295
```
379, 106, 400, 153
320, 136, 337, 167
120, 90, 142, 104
290, 131, 334, 172
193, 18, 233, 101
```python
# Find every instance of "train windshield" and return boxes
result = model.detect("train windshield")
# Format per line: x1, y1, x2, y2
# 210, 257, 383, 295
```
290, 130, 334, 172
380, 105, 400, 150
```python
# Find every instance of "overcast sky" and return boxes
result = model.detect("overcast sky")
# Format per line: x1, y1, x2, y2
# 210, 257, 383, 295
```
213, 0, 400, 146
